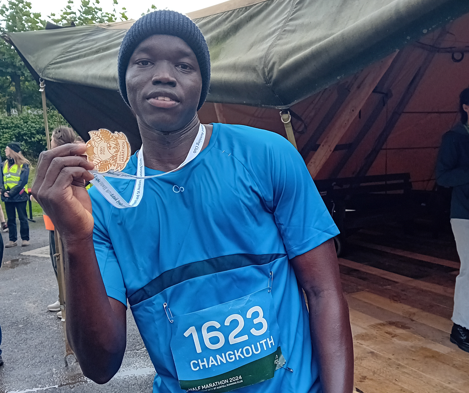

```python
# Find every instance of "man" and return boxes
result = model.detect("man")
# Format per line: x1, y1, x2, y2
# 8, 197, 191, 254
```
436, 87, 469, 353
32, 10, 353, 392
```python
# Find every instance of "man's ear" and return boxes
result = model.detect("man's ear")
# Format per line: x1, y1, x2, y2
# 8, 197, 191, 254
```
463, 104, 469, 113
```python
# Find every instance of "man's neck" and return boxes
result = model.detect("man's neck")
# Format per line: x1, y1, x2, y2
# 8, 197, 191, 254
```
139, 116, 210, 172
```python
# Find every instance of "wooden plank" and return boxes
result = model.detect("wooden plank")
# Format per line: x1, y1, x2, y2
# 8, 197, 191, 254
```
307, 53, 397, 178
347, 293, 457, 353
351, 309, 469, 390
300, 83, 351, 158
350, 308, 469, 366
351, 240, 460, 269
329, 50, 408, 178
355, 342, 464, 393
356, 29, 448, 177
339, 258, 454, 297
350, 291, 453, 333
341, 269, 453, 319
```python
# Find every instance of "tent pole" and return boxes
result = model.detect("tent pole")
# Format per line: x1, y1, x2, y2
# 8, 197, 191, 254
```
280, 110, 298, 149
356, 28, 449, 178
40, 79, 75, 365
39, 79, 50, 150
306, 53, 397, 178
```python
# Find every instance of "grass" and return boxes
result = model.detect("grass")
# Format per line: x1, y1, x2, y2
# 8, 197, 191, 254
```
1, 164, 44, 219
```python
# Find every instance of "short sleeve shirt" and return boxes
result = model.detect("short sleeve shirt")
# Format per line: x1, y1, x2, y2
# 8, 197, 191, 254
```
90, 123, 339, 393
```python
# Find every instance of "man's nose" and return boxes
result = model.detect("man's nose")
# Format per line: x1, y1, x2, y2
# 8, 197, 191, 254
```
151, 63, 177, 87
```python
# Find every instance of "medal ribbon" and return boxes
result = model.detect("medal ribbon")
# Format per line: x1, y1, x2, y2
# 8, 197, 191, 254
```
90, 125, 206, 209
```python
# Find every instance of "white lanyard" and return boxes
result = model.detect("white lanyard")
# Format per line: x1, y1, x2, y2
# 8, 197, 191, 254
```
90, 125, 206, 209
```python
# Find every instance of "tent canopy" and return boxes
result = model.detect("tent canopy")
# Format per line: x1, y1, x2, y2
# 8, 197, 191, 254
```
4, 0, 469, 190
6, 0, 469, 108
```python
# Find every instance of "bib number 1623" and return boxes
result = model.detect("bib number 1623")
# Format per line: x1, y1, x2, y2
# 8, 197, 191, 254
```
184, 306, 268, 353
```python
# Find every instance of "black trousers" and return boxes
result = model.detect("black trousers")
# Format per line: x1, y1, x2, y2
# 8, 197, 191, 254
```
5, 201, 29, 242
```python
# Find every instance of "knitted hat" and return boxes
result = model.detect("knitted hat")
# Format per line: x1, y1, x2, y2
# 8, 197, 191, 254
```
118, 10, 211, 110
7, 142, 21, 153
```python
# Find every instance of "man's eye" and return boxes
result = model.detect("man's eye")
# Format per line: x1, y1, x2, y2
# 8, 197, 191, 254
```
177, 64, 191, 71
137, 60, 151, 66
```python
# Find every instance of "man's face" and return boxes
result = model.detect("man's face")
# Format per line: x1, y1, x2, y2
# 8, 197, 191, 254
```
5, 147, 10, 158
126, 35, 203, 133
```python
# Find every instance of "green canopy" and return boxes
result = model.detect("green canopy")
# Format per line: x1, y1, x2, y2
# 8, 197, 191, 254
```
4, 0, 469, 147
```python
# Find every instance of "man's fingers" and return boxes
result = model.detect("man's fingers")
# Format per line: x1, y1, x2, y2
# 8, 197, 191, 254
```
40, 167, 91, 205
33, 143, 89, 193
35, 156, 94, 202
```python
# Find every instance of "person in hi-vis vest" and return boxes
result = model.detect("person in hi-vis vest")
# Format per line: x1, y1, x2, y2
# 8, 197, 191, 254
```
1, 142, 30, 248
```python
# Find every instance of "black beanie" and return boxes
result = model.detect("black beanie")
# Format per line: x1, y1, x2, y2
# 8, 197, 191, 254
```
7, 142, 21, 153
117, 10, 211, 110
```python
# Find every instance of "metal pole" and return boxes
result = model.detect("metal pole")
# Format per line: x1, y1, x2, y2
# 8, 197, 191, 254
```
39, 79, 51, 151
39, 79, 74, 365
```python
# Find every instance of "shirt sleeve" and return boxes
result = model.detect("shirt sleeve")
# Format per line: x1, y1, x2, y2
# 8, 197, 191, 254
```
92, 193, 128, 307
266, 136, 339, 259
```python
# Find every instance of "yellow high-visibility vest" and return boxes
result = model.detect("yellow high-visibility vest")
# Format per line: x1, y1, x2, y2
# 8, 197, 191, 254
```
3, 161, 28, 193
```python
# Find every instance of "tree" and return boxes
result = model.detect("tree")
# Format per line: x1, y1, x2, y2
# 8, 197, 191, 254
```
0, 0, 133, 115
0, 0, 45, 114
50, 0, 128, 27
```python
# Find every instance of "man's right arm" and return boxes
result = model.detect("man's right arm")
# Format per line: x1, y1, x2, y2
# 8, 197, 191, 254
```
32, 144, 127, 383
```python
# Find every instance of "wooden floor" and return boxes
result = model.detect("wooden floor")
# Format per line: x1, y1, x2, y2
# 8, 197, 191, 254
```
342, 223, 469, 393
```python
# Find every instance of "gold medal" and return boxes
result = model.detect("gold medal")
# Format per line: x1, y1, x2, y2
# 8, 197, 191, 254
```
85, 129, 131, 173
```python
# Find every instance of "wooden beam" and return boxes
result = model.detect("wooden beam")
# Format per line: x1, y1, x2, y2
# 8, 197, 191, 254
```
328, 50, 408, 178
355, 29, 448, 178
213, 103, 227, 123
300, 83, 351, 158
307, 53, 397, 178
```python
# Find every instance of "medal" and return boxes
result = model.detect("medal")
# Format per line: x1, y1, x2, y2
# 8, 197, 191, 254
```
87, 125, 206, 209
85, 129, 131, 173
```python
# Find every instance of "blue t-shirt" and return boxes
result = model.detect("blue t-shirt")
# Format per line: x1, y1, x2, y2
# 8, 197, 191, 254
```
90, 123, 339, 393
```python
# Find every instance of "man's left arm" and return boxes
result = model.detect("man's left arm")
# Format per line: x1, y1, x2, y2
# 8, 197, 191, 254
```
258, 133, 353, 391
291, 239, 353, 393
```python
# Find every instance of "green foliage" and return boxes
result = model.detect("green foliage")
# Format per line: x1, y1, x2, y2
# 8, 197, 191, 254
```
142, 4, 157, 17
49, 0, 128, 27
0, 0, 45, 114
0, 0, 131, 114
0, 110, 69, 161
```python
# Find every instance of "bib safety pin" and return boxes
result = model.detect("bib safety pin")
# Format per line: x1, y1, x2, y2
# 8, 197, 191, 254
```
268, 271, 274, 293
163, 303, 174, 324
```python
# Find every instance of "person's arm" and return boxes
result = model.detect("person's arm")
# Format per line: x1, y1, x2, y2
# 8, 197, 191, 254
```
291, 239, 353, 393
7, 164, 29, 197
31, 144, 127, 383
257, 133, 353, 392
0, 164, 4, 194
436, 133, 469, 188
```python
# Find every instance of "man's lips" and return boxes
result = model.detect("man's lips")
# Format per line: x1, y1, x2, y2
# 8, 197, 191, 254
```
147, 96, 179, 109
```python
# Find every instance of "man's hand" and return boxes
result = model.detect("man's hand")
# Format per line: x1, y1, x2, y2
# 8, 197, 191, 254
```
32, 143, 95, 244
3, 191, 9, 198
33, 143, 127, 383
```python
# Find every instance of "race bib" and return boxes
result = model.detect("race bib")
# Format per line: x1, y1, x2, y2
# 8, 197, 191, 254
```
170, 289, 284, 392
